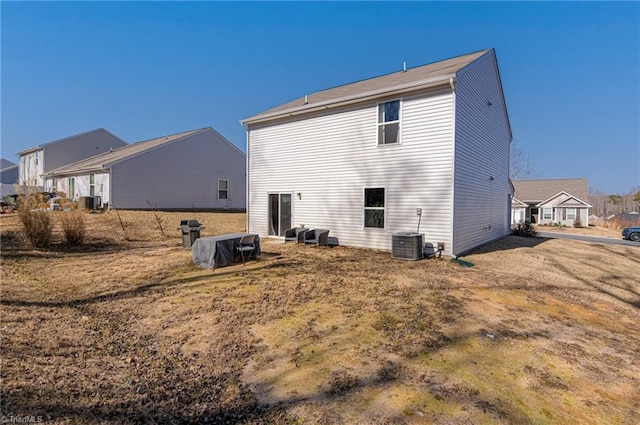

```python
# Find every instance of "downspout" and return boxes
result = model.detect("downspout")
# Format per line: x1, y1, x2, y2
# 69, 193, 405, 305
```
449, 77, 457, 258
244, 124, 250, 233
108, 167, 113, 209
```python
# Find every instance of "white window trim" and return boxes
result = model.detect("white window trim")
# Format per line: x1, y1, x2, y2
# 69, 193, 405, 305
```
218, 179, 229, 200
363, 186, 386, 230
542, 207, 552, 220
377, 99, 402, 146
566, 207, 577, 220
89, 174, 95, 196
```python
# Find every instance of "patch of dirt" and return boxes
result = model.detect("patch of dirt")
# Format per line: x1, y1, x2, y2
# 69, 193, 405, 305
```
1, 212, 639, 424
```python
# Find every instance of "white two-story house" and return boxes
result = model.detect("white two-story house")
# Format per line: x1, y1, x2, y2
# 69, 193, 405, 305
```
17, 128, 127, 190
241, 49, 513, 257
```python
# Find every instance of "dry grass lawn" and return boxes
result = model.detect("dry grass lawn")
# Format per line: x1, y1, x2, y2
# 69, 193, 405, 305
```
1, 210, 639, 424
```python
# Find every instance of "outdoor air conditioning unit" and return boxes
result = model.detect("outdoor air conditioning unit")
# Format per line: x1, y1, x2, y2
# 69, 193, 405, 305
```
391, 232, 424, 261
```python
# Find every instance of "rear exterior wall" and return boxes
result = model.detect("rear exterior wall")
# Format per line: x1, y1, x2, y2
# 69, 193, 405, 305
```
247, 87, 456, 254
110, 130, 246, 210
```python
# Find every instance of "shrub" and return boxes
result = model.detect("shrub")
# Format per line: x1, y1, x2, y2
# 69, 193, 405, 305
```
512, 221, 537, 237
573, 216, 583, 228
60, 209, 86, 245
17, 193, 53, 249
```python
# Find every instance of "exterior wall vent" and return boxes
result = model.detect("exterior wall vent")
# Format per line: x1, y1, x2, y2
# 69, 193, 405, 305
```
391, 232, 424, 261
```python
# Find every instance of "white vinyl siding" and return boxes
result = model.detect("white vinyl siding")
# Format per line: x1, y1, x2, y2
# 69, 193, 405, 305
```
248, 87, 455, 252
452, 50, 512, 255
18, 150, 44, 186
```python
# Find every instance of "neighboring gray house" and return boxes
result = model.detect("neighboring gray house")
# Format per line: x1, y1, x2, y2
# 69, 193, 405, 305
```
0, 159, 18, 184
512, 178, 591, 227
17, 128, 127, 189
43, 128, 245, 210
241, 49, 512, 257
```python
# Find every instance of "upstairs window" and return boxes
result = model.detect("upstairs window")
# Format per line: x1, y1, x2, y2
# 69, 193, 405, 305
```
378, 100, 400, 145
364, 187, 385, 228
218, 179, 229, 200
35, 151, 39, 165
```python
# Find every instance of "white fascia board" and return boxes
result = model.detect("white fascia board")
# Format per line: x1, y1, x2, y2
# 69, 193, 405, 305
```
241, 75, 456, 125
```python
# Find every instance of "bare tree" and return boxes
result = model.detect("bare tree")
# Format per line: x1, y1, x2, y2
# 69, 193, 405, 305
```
510, 140, 539, 181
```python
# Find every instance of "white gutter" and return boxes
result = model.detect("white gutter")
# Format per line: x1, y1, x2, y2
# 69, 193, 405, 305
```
242, 74, 456, 125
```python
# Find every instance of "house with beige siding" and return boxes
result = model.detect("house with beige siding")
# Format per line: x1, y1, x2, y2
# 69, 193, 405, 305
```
17, 128, 127, 189
241, 49, 513, 257
512, 178, 591, 227
43, 128, 245, 210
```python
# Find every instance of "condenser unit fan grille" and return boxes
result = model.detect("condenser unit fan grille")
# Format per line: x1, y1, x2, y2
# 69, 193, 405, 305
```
391, 232, 424, 261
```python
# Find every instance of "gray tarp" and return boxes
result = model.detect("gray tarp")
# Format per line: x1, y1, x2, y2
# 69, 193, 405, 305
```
191, 233, 260, 268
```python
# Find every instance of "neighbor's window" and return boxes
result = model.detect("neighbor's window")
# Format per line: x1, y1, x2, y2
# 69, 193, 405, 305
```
542, 207, 552, 220
35, 151, 39, 165
218, 179, 229, 200
566, 208, 576, 220
89, 174, 95, 197
364, 187, 385, 228
377, 100, 400, 145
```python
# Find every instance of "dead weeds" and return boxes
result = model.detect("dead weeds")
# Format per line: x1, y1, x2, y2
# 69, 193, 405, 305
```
1, 212, 639, 424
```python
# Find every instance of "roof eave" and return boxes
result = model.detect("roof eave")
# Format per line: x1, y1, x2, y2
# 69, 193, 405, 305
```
17, 146, 43, 156
43, 165, 107, 178
241, 74, 456, 126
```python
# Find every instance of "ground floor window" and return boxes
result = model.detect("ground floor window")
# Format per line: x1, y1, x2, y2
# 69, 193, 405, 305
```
566, 208, 576, 220
542, 207, 552, 220
89, 174, 95, 197
68, 177, 75, 199
364, 187, 385, 228
218, 179, 229, 200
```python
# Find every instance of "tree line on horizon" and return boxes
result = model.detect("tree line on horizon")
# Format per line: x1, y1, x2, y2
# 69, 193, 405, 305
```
510, 141, 639, 217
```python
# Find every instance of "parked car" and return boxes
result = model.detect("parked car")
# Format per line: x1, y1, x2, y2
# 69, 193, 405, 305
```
621, 227, 640, 242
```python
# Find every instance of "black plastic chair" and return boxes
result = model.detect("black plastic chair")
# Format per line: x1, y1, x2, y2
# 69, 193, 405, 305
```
236, 234, 259, 265
284, 227, 308, 243
303, 229, 329, 246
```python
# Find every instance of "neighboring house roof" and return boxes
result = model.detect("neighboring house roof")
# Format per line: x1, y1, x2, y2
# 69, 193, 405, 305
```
512, 178, 589, 204
536, 191, 592, 208
511, 197, 528, 207
242, 49, 491, 125
1, 158, 16, 169
42, 128, 214, 177
17, 128, 126, 156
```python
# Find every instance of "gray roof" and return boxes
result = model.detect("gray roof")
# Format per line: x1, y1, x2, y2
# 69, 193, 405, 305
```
1, 158, 16, 169
513, 178, 589, 203
17, 128, 126, 156
44, 128, 206, 176
242, 49, 491, 124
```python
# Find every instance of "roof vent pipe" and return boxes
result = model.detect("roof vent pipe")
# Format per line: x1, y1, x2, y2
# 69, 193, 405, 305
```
403, 61, 407, 72
304, 95, 308, 104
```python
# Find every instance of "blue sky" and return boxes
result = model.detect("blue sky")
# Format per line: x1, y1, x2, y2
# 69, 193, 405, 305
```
1, 1, 638, 194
